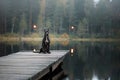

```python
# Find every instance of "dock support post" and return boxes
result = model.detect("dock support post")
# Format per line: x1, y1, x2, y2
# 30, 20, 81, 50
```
49, 66, 52, 80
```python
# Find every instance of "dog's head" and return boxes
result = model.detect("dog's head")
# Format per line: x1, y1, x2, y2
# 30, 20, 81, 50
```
44, 29, 49, 37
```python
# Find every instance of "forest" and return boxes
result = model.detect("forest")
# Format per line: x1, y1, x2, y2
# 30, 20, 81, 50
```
0, 0, 120, 38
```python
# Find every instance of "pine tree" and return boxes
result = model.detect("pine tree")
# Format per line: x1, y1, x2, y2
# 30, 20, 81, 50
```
19, 13, 27, 37
37, 0, 46, 34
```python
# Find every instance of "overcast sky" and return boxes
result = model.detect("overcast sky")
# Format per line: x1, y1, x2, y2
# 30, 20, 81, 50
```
94, 0, 99, 3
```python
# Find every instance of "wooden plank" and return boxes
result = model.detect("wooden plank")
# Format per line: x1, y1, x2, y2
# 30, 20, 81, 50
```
0, 74, 31, 80
0, 50, 68, 80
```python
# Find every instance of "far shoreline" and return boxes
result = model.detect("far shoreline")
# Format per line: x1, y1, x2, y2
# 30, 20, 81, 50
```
0, 37, 120, 42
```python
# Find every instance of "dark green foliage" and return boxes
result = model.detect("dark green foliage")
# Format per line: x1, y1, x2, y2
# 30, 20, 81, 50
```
0, 0, 120, 38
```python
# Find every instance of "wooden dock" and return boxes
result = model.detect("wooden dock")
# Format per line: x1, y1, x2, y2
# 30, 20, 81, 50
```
0, 50, 68, 80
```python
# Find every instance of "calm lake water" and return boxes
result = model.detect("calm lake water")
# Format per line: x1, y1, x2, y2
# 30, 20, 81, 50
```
0, 41, 120, 80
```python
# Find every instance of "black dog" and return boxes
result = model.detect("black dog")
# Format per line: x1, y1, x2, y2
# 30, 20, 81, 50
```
39, 29, 50, 53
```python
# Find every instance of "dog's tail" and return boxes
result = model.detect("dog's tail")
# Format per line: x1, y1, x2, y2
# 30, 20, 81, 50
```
39, 48, 43, 53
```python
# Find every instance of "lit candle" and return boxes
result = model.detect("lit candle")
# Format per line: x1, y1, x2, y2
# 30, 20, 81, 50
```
71, 26, 74, 30
33, 49, 36, 52
33, 25, 37, 29
70, 48, 74, 53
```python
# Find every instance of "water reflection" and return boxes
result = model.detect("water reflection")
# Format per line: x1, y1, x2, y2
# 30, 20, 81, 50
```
0, 42, 19, 57
92, 74, 99, 80
63, 42, 120, 80
0, 41, 120, 80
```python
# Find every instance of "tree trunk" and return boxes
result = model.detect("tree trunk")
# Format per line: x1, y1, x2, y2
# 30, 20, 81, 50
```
4, 15, 7, 34
28, 0, 32, 35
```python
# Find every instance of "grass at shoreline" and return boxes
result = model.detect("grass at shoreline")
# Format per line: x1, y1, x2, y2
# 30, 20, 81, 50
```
0, 33, 120, 42
0, 36, 120, 42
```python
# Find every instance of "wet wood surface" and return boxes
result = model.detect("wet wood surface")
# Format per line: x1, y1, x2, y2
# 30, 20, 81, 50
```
0, 50, 68, 80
